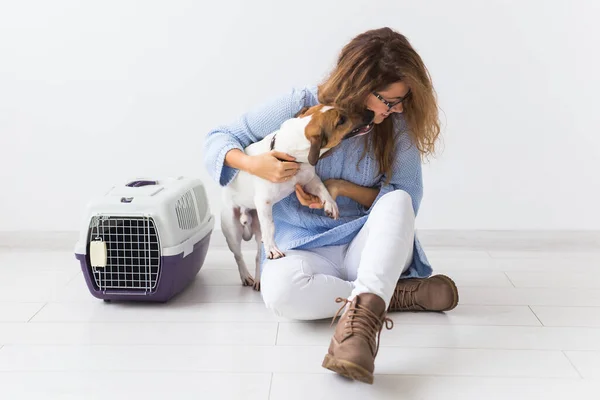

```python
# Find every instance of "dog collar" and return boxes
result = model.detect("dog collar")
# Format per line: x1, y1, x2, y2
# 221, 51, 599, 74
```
269, 132, 302, 163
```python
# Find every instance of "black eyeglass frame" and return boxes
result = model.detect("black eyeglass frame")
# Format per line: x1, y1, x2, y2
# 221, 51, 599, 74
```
372, 90, 411, 111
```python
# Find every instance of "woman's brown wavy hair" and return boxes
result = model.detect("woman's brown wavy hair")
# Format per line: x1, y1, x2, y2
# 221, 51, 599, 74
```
318, 27, 441, 180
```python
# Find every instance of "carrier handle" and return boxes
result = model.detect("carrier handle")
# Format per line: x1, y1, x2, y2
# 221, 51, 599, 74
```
126, 180, 157, 187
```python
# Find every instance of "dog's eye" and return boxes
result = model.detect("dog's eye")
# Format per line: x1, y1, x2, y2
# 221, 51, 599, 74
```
336, 116, 346, 126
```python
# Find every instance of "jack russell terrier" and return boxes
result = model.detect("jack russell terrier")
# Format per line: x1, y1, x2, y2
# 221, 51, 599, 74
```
221, 104, 375, 291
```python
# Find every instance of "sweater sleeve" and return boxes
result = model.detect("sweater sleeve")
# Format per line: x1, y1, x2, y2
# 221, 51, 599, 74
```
363, 118, 424, 216
203, 87, 315, 186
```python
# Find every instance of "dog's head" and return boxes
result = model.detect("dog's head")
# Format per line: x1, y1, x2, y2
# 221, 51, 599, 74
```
295, 105, 375, 166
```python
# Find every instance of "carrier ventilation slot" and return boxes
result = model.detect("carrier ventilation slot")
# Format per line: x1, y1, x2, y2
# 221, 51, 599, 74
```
175, 191, 199, 230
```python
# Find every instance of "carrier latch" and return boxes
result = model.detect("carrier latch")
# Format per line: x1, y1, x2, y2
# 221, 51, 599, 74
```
90, 238, 107, 268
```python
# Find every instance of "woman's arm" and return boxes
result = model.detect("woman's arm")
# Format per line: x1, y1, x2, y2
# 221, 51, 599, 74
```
295, 179, 379, 209
204, 87, 316, 186
224, 148, 252, 171
333, 180, 379, 209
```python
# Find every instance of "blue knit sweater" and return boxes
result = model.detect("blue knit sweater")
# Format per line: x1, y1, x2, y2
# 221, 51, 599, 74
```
203, 86, 433, 279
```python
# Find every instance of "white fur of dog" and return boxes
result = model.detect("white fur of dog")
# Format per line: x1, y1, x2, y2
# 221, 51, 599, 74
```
220, 105, 374, 290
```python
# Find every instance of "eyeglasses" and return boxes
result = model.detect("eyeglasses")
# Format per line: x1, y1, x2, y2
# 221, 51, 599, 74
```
372, 90, 411, 112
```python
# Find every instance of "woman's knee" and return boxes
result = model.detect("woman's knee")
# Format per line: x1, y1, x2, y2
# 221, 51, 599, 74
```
260, 256, 310, 316
379, 189, 412, 207
371, 190, 415, 220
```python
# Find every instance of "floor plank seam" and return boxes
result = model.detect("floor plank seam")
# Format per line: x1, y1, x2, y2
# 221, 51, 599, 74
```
16, 321, 578, 328
8, 343, 582, 352
503, 272, 517, 288
0, 369, 583, 379
268, 345, 590, 352
14, 321, 596, 329
528, 306, 545, 326
561, 351, 585, 379
63, 272, 83, 286
267, 372, 585, 379
26, 303, 48, 323
267, 372, 274, 400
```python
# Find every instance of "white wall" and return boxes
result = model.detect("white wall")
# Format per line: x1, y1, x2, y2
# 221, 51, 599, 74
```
1, 0, 599, 232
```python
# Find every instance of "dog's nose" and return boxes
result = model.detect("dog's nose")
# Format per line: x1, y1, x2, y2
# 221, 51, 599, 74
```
363, 109, 375, 123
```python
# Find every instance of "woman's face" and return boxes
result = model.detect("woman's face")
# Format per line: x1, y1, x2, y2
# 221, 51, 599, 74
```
365, 81, 411, 124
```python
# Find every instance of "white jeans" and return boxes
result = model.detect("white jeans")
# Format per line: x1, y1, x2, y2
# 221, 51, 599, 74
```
260, 190, 415, 320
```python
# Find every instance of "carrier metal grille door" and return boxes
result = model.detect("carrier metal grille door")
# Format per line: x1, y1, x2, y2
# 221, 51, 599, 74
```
87, 216, 161, 293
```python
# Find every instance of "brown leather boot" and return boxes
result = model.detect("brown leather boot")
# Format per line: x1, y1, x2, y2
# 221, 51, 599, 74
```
322, 293, 394, 384
388, 274, 459, 312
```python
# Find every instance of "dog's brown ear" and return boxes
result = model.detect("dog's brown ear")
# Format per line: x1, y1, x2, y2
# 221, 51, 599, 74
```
305, 113, 327, 165
306, 122, 326, 166
294, 106, 311, 118
308, 135, 322, 166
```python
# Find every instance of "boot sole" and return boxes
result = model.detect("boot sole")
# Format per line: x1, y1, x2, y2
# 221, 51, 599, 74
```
322, 353, 374, 384
434, 274, 460, 311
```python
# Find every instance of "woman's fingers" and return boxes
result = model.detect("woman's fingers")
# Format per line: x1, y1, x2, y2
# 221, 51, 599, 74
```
295, 184, 307, 196
295, 185, 323, 208
271, 151, 296, 162
281, 161, 300, 172
295, 185, 310, 205
273, 161, 299, 182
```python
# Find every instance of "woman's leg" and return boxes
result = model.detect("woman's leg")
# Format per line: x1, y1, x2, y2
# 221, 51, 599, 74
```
344, 189, 414, 307
345, 189, 459, 313
322, 189, 415, 384
260, 246, 353, 320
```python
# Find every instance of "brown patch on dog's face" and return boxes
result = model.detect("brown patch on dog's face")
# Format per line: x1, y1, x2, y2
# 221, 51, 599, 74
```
300, 105, 374, 166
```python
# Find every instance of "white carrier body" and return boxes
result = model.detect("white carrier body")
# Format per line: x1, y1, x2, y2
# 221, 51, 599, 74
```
74, 176, 214, 258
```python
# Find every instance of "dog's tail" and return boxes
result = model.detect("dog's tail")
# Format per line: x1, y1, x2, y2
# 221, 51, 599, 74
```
239, 207, 253, 241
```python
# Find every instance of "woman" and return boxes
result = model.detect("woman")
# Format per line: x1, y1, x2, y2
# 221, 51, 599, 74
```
204, 27, 458, 384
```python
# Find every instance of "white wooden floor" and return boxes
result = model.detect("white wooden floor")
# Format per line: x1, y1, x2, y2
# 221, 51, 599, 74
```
1, 241, 600, 399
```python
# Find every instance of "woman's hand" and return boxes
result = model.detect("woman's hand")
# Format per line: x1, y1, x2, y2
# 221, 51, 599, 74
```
295, 180, 343, 209
246, 150, 300, 183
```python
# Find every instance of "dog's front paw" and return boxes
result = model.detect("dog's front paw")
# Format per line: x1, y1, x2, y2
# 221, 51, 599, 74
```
323, 201, 339, 220
253, 280, 261, 292
266, 244, 285, 259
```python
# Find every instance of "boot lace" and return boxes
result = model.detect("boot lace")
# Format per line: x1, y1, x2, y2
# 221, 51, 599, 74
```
332, 297, 394, 357
389, 280, 424, 311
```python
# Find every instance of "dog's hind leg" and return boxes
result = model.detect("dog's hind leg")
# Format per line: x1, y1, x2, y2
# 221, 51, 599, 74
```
239, 206, 254, 241
250, 209, 262, 291
221, 206, 254, 287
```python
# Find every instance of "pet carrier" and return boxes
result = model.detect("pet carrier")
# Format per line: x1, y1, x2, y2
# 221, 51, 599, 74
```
74, 177, 214, 302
